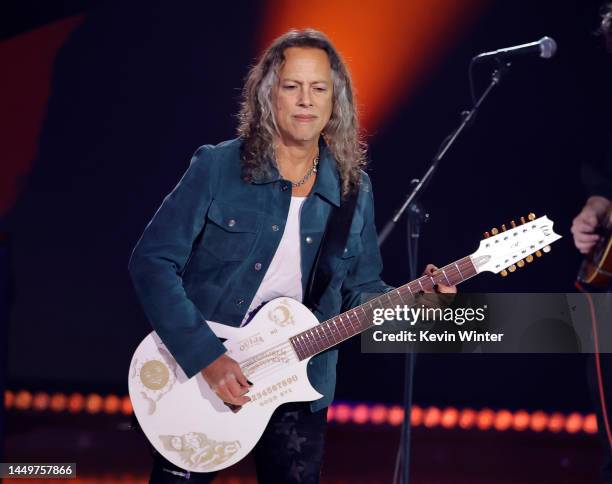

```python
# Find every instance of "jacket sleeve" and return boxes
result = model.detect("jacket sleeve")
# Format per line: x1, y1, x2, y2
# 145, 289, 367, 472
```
340, 173, 394, 311
128, 145, 226, 378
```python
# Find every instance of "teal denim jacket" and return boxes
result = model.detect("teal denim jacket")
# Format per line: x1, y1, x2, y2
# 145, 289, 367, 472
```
128, 138, 391, 411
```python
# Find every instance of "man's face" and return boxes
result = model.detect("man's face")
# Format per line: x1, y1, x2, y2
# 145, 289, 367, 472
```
273, 47, 333, 145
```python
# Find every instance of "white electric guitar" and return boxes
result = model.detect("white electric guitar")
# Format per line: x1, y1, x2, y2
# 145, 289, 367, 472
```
129, 214, 561, 472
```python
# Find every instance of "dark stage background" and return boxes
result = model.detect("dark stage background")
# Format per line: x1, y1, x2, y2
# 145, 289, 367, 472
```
1, 0, 610, 414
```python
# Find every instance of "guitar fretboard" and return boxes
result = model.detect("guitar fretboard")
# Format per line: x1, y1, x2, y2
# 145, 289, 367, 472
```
289, 256, 477, 360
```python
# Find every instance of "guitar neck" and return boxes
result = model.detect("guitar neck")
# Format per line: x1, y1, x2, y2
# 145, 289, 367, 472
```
289, 255, 477, 360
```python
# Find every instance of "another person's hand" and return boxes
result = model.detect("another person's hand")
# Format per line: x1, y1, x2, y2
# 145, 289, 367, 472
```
571, 195, 610, 254
422, 264, 457, 294
201, 354, 251, 410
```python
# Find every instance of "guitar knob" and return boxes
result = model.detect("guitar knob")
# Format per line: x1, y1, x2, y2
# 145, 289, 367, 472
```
491, 228, 499, 235
500, 269, 508, 277
520, 216, 526, 224
543, 245, 551, 253
508, 264, 517, 272
501, 224, 507, 232
528, 213, 536, 221
517, 260, 525, 268
526, 254, 534, 263
535, 250, 542, 257
510, 220, 517, 228
484, 231, 490, 238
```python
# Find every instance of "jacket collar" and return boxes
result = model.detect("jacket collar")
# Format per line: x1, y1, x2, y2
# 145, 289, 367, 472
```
251, 138, 341, 207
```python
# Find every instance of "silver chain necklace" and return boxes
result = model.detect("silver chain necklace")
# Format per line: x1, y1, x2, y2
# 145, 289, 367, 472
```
283, 154, 319, 188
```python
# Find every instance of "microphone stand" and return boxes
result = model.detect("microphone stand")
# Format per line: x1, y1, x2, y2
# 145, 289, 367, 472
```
379, 60, 511, 484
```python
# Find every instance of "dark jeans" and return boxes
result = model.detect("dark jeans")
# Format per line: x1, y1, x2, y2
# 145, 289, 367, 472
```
149, 402, 328, 484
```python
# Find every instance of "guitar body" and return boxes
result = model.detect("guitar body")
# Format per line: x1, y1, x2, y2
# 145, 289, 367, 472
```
578, 206, 612, 288
128, 214, 561, 473
128, 298, 323, 473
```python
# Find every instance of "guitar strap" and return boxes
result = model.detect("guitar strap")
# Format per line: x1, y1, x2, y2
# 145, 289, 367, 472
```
305, 184, 359, 312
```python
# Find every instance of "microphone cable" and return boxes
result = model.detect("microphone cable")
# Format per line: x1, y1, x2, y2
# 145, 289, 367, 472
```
575, 281, 612, 452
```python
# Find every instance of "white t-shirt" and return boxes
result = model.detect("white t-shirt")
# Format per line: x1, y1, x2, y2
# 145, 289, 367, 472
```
241, 196, 306, 326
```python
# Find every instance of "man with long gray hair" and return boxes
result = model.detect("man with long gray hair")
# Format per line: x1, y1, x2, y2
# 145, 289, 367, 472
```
129, 28, 454, 483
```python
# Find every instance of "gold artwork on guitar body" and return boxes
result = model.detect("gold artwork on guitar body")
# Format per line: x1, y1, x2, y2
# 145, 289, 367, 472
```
268, 299, 295, 327
159, 432, 241, 470
140, 360, 170, 390
133, 348, 177, 415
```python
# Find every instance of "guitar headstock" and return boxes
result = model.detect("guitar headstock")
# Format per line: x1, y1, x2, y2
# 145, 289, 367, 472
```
470, 213, 562, 275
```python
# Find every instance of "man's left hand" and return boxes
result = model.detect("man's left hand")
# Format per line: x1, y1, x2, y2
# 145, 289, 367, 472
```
422, 264, 457, 294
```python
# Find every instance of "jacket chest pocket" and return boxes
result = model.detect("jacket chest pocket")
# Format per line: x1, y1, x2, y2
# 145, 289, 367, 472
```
201, 200, 261, 261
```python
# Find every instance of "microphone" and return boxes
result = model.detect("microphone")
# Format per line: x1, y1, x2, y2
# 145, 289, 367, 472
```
472, 36, 557, 63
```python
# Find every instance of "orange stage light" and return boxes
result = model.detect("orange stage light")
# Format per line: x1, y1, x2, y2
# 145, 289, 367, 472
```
326, 405, 334, 422
4, 389, 602, 438
104, 394, 121, 414
14, 390, 32, 410
86, 393, 104, 414
476, 408, 495, 431
423, 406, 442, 428
334, 403, 352, 423
352, 404, 370, 424
441, 407, 460, 429
512, 410, 530, 432
530, 411, 548, 433
458, 408, 477, 430
583, 414, 598, 434
547, 412, 565, 433
121, 396, 133, 416
388, 405, 405, 426
5, 390, 14, 409
370, 404, 388, 425
0, 15, 84, 217
259, 0, 489, 133
565, 412, 583, 435
32, 392, 50, 412
49, 392, 67, 412
410, 405, 423, 427
493, 409, 513, 432
68, 393, 85, 413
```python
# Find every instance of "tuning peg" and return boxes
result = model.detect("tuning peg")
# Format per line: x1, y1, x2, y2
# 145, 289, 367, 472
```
526, 255, 534, 263
543, 245, 551, 253
517, 259, 525, 268
528, 213, 536, 221
500, 269, 508, 277
520, 216, 526, 224
510, 220, 517, 228
508, 264, 517, 272
484, 231, 490, 238
491, 227, 499, 235
535, 250, 542, 257
501, 224, 507, 232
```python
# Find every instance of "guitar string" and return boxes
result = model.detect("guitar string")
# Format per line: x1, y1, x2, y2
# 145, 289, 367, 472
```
239, 257, 478, 379
234, 229, 551, 384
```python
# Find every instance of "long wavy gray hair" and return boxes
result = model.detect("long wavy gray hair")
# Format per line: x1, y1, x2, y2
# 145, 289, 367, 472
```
237, 29, 366, 196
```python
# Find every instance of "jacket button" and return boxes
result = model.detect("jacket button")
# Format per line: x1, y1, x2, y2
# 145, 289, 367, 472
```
272, 225, 279, 232
227, 219, 236, 228
281, 184, 289, 191
254, 262, 262, 271
305, 236, 313, 244
236, 298, 244, 306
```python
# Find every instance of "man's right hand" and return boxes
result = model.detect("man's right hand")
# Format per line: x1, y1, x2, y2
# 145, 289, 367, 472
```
200, 354, 251, 408
571, 195, 610, 254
